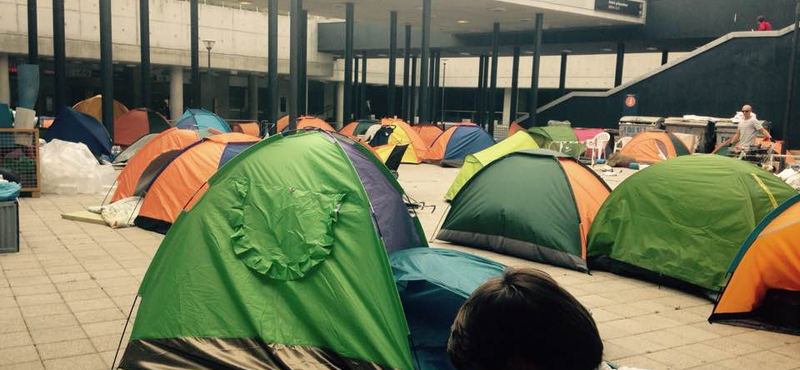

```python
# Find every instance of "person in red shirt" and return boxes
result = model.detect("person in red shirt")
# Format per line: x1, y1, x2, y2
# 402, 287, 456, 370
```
757, 15, 773, 31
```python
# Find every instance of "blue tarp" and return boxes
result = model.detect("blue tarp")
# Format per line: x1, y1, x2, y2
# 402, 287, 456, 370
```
391, 248, 505, 370
46, 107, 112, 156
444, 126, 495, 164
175, 109, 231, 133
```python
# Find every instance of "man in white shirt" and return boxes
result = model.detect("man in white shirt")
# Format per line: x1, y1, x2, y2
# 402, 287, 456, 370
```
731, 104, 772, 148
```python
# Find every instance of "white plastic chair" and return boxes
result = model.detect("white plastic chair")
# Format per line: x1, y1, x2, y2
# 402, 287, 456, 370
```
586, 132, 611, 165
613, 136, 633, 153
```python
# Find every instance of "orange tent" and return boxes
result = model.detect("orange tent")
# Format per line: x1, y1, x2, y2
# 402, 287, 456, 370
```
619, 131, 690, 164
73, 95, 129, 125
710, 194, 800, 334
276, 116, 335, 132
380, 118, 429, 162
114, 108, 172, 146
111, 128, 200, 202
232, 122, 261, 137
134, 133, 260, 233
411, 124, 444, 147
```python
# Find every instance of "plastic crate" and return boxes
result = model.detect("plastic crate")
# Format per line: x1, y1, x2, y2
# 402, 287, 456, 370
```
0, 200, 19, 254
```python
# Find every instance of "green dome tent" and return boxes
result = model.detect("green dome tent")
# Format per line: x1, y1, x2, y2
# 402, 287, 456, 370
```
588, 155, 796, 297
528, 126, 585, 158
438, 149, 611, 272
444, 130, 539, 200
118, 130, 427, 370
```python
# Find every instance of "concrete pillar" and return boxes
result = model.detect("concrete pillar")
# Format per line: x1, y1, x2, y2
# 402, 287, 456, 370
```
0, 54, 9, 104
502, 88, 512, 126
248, 74, 259, 120
336, 82, 344, 129
169, 67, 184, 120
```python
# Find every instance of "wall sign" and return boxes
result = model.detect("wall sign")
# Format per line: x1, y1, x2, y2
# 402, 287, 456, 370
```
595, 0, 644, 17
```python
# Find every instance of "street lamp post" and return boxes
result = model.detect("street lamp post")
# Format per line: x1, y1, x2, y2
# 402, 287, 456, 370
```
441, 60, 447, 125
202, 39, 216, 111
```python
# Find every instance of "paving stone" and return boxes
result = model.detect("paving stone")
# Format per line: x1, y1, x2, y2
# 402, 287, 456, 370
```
19, 303, 71, 318
81, 320, 125, 337
66, 297, 117, 313
28, 326, 87, 345
0, 346, 40, 366
0, 360, 45, 370
0, 331, 33, 349
9, 285, 57, 297
74, 308, 124, 325
42, 354, 106, 370
36, 339, 96, 360
23, 314, 79, 331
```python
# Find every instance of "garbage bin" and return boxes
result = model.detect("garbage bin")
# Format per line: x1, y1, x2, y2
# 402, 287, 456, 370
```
663, 117, 716, 153
715, 120, 738, 147
618, 116, 664, 138
0, 200, 19, 253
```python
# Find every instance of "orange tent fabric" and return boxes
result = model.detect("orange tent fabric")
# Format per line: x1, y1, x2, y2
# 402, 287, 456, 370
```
114, 108, 171, 146
276, 116, 335, 132
111, 128, 200, 202
232, 122, 261, 137
559, 159, 610, 257
710, 195, 800, 334
380, 118, 429, 161
135, 133, 260, 233
508, 121, 524, 137
411, 124, 444, 147
73, 95, 129, 125
619, 131, 690, 164
426, 123, 494, 166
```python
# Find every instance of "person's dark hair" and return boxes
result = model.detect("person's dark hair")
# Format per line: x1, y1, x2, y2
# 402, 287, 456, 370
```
448, 268, 603, 370
757, 15, 766, 22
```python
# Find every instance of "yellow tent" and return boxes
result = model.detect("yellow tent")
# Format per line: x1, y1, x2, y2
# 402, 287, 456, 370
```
73, 95, 130, 125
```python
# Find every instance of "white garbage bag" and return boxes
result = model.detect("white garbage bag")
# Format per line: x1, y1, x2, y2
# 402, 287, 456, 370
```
87, 196, 142, 228
777, 168, 800, 190
40, 139, 117, 194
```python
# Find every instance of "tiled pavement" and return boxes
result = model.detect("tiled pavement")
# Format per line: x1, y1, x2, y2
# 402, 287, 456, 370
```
1, 164, 799, 370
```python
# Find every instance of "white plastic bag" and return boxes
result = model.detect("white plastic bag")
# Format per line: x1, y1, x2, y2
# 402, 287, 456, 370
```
40, 139, 117, 194
87, 196, 142, 228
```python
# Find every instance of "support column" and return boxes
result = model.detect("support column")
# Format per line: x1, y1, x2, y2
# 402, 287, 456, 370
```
353, 56, 359, 120
615, 42, 625, 87
388, 11, 398, 117
268, 0, 278, 127
510, 46, 520, 124
528, 13, 543, 127
418, 0, 431, 125
0, 55, 9, 104
190, 0, 200, 108
248, 74, 258, 120
781, 2, 800, 154
299, 8, 307, 115
28, 0, 38, 64
53, 0, 66, 112
100, 0, 114, 139
432, 52, 440, 125
559, 52, 568, 97
360, 54, 367, 118
488, 22, 499, 136
343, 3, 354, 124
410, 55, 417, 124
289, 0, 300, 130
476, 55, 485, 126
169, 67, 183, 120
502, 88, 512, 126
140, 0, 151, 108
661, 50, 669, 65
336, 82, 344, 128
402, 25, 411, 120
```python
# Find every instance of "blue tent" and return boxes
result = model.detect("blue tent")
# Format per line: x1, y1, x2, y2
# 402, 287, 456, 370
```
391, 248, 505, 370
175, 109, 231, 133
46, 107, 112, 156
